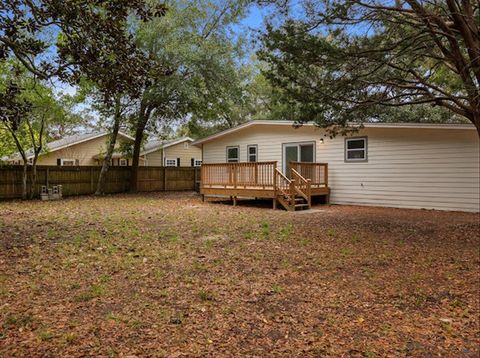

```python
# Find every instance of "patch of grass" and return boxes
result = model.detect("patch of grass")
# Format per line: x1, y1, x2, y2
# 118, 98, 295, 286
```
350, 233, 361, 243
271, 283, 282, 294
158, 227, 180, 243
62, 332, 77, 344
38, 330, 53, 341
47, 228, 58, 240
71, 235, 82, 247
326, 228, 337, 237
159, 288, 169, 298
99, 274, 111, 284
4, 314, 34, 328
204, 238, 215, 249
280, 259, 290, 269
278, 223, 294, 241
153, 267, 164, 279
105, 311, 120, 321
243, 231, 253, 240
74, 284, 106, 302
340, 248, 353, 257
191, 261, 208, 273
260, 220, 270, 240
69, 282, 81, 290
198, 289, 214, 302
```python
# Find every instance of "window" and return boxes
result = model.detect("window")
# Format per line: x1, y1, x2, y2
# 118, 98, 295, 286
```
119, 158, 128, 166
226, 146, 239, 163
247, 145, 257, 162
165, 158, 177, 167
345, 137, 367, 162
194, 159, 202, 167
60, 159, 76, 166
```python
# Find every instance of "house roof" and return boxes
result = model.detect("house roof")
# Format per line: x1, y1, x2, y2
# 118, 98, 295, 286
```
141, 137, 194, 155
4, 131, 134, 161
192, 120, 476, 146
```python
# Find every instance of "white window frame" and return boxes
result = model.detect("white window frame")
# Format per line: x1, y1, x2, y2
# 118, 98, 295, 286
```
194, 159, 202, 167
247, 145, 258, 162
60, 159, 76, 166
119, 158, 128, 166
345, 137, 368, 162
226, 146, 239, 163
165, 158, 178, 167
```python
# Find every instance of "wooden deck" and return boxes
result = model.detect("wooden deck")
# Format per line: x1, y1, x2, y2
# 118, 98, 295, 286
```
200, 161, 329, 211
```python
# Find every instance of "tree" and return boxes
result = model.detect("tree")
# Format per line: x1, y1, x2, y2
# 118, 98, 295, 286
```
258, 0, 480, 134
1, 0, 165, 198
0, 63, 71, 199
129, 0, 250, 191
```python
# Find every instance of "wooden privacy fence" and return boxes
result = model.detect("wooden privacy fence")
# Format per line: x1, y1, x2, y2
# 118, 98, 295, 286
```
0, 166, 201, 199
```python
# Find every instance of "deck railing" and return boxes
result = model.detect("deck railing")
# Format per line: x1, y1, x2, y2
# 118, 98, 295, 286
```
291, 168, 311, 207
290, 162, 328, 188
201, 161, 277, 189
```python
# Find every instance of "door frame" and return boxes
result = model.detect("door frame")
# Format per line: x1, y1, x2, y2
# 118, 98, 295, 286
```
281, 141, 316, 174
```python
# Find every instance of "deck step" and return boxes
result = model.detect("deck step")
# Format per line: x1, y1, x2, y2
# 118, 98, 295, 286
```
294, 203, 310, 208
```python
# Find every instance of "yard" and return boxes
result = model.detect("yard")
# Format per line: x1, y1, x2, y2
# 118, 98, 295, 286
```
0, 192, 478, 357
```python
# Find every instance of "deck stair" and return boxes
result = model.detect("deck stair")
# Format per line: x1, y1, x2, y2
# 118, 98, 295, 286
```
274, 168, 312, 211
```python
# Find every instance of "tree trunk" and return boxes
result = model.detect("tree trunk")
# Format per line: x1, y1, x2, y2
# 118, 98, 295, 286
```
95, 98, 122, 196
29, 156, 39, 199
21, 161, 28, 200
130, 106, 150, 192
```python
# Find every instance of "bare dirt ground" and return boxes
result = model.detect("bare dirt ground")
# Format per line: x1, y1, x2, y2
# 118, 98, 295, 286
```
0, 192, 479, 357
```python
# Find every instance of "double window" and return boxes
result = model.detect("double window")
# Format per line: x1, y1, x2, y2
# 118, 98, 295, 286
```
226, 146, 239, 163
60, 159, 77, 166
194, 159, 202, 167
165, 158, 178, 167
345, 137, 368, 162
119, 158, 128, 166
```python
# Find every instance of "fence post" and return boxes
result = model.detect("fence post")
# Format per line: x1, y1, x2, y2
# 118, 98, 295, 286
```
90, 167, 94, 193
163, 167, 167, 191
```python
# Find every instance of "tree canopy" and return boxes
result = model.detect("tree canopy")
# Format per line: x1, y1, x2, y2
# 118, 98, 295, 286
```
258, 0, 479, 134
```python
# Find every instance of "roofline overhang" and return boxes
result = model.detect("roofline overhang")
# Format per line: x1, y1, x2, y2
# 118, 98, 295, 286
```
192, 120, 476, 146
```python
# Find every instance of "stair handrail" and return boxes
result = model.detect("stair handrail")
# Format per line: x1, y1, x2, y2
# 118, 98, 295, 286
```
291, 168, 312, 208
274, 168, 291, 198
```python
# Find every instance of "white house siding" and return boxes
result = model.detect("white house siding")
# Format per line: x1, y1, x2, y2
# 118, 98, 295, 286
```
200, 124, 480, 212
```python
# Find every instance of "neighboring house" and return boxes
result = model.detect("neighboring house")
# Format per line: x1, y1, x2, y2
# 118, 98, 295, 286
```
194, 120, 480, 212
4, 131, 136, 166
3, 133, 203, 168
140, 137, 202, 167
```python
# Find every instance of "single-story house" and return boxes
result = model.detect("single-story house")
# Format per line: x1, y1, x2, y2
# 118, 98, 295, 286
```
4, 132, 202, 167
193, 120, 480, 212
140, 137, 202, 167
4, 131, 135, 166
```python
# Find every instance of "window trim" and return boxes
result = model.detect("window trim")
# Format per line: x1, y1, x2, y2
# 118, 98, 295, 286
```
165, 158, 178, 167
60, 158, 76, 166
226, 145, 240, 163
193, 159, 202, 167
247, 144, 258, 162
119, 158, 128, 166
344, 136, 368, 162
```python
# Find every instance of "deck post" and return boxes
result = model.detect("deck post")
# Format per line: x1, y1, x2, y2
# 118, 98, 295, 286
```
273, 198, 277, 209
233, 196, 237, 206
